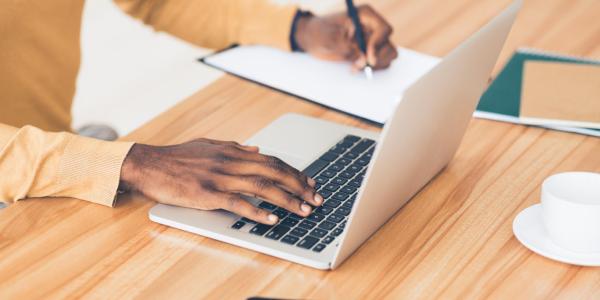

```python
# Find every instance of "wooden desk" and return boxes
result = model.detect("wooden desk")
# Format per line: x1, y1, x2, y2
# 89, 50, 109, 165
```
1, 0, 599, 298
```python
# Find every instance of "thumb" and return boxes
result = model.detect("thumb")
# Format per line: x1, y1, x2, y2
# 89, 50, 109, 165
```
352, 55, 367, 72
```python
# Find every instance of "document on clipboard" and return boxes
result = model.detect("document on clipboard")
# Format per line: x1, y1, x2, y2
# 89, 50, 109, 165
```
200, 45, 440, 125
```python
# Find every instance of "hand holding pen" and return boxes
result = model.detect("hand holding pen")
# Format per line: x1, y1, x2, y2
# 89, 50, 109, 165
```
345, 0, 373, 78
293, 4, 398, 75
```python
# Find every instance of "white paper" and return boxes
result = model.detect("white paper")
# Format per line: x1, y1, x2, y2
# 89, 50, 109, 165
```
203, 45, 440, 124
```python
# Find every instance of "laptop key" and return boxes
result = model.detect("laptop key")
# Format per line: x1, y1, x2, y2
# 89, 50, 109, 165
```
272, 208, 289, 219
351, 140, 375, 154
344, 135, 361, 143
321, 170, 336, 178
281, 217, 299, 227
347, 164, 362, 173
328, 164, 345, 172
327, 214, 344, 223
315, 176, 329, 184
323, 236, 335, 244
336, 207, 351, 216
250, 224, 273, 236
290, 227, 308, 237
281, 235, 299, 245
307, 213, 326, 222
342, 201, 353, 210
341, 186, 356, 195
317, 190, 333, 199
320, 151, 339, 162
315, 206, 334, 215
258, 202, 277, 210
333, 228, 344, 236
297, 236, 319, 249
310, 228, 328, 238
318, 221, 336, 230
340, 171, 354, 179
288, 213, 303, 220
338, 140, 354, 148
346, 197, 356, 205
313, 244, 327, 253
231, 221, 246, 229
344, 152, 359, 159
241, 217, 257, 224
298, 220, 317, 230
356, 156, 370, 166
324, 184, 340, 192
331, 177, 347, 185
330, 145, 347, 154
333, 193, 349, 201
324, 199, 341, 208
265, 225, 291, 240
303, 159, 329, 178
336, 157, 352, 166
348, 179, 362, 188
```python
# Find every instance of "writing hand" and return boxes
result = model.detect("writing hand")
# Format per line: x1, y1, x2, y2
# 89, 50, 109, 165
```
120, 139, 322, 224
294, 5, 398, 71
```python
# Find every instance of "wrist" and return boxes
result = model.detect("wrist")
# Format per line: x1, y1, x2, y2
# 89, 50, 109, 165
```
119, 143, 146, 192
291, 10, 314, 52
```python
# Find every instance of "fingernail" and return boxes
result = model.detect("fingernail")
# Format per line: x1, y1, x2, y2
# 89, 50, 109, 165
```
301, 203, 312, 213
314, 193, 323, 205
268, 214, 278, 224
307, 177, 316, 187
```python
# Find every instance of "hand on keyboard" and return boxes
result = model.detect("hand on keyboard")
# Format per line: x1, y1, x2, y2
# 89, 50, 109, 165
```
120, 138, 324, 225
233, 135, 376, 253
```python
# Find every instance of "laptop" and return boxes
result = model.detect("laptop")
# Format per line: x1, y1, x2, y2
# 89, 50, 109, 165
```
149, 1, 522, 270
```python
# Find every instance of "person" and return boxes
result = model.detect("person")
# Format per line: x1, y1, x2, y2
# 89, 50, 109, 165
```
0, 0, 397, 225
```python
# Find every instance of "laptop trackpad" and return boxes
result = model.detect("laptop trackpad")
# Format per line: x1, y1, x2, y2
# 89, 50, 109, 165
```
256, 148, 307, 171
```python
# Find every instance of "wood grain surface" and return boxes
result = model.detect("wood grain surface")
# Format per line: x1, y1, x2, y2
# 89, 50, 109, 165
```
1, 0, 599, 299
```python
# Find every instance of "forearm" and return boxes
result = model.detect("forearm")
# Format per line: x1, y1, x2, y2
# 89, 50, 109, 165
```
113, 0, 298, 50
0, 124, 133, 206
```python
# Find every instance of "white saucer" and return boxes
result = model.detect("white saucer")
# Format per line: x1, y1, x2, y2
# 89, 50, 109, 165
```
513, 204, 600, 267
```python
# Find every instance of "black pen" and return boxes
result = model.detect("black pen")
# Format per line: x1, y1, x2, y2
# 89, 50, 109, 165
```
345, 0, 373, 79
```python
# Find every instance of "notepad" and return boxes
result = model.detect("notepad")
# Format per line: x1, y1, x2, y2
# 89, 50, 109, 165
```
200, 45, 440, 124
520, 61, 600, 129
475, 48, 600, 137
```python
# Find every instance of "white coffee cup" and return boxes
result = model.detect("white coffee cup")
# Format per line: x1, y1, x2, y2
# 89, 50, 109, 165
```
541, 172, 600, 253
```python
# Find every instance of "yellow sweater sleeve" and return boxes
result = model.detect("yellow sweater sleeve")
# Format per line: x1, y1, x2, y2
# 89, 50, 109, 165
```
0, 124, 133, 207
114, 0, 298, 50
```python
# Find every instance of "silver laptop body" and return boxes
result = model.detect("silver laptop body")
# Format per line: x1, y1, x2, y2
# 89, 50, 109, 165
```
149, 1, 522, 270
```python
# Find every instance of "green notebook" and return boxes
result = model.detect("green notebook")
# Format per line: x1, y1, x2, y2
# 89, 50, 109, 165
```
475, 48, 600, 136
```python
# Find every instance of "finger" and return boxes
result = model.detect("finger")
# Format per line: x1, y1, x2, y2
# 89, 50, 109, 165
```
372, 42, 398, 70
366, 30, 391, 67
215, 192, 279, 224
239, 145, 259, 152
222, 175, 317, 216
229, 150, 317, 189
352, 55, 367, 72
358, 7, 393, 66
225, 155, 319, 206
343, 44, 362, 62
255, 156, 319, 204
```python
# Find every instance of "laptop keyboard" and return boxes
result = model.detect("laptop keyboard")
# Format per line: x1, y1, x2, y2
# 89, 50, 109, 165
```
230, 135, 376, 253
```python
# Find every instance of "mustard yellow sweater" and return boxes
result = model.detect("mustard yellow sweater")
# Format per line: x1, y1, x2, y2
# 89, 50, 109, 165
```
0, 0, 297, 206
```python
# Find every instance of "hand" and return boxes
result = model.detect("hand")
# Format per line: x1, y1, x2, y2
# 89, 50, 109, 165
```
294, 5, 398, 71
120, 138, 323, 224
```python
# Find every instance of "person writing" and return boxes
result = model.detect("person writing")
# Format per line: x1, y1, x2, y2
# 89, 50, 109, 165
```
0, 0, 397, 225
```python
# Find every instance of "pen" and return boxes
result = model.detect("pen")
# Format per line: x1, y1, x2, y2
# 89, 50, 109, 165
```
345, 0, 373, 79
